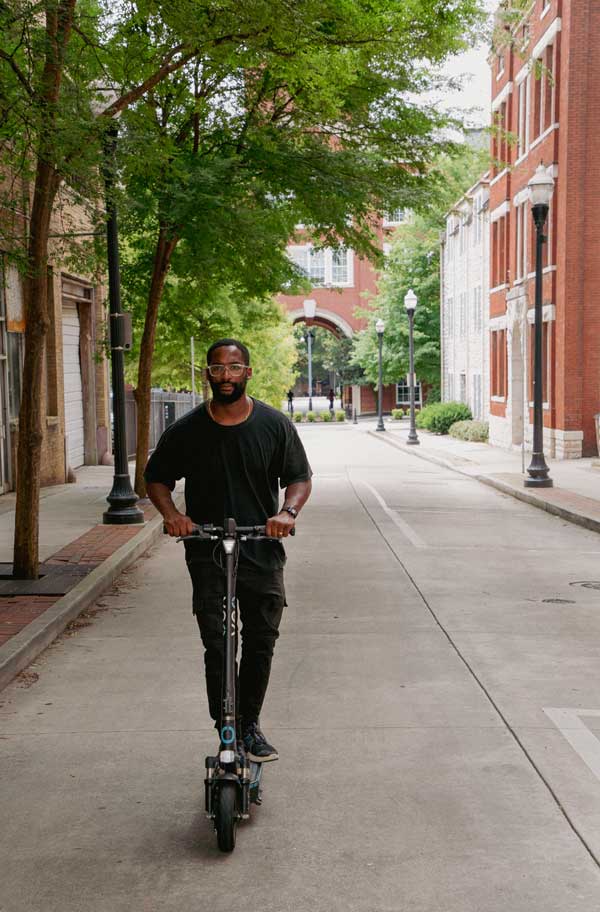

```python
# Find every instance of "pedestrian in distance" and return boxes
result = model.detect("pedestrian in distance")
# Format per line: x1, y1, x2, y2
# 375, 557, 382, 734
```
328, 388, 335, 412
287, 389, 294, 414
145, 339, 312, 763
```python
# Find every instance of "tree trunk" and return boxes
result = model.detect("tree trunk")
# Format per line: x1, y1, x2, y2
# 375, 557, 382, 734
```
12, 163, 59, 578
13, 0, 75, 578
133, 227, 178, 497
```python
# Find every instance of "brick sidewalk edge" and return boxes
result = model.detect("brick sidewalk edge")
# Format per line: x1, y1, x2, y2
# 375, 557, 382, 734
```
368, 430, 600, 537
0, 495, 183, 692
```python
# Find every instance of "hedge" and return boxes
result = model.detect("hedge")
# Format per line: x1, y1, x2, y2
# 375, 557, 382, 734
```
449, 419, 489, 442
415, 401, 472, 434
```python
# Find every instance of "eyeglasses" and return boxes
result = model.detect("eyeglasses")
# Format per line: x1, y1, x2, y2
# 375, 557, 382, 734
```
206, 363, 248, 379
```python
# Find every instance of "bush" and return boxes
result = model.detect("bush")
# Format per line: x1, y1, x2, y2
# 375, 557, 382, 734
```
335, 410, 346, 422
321, 411, 332, 422
391, 408, 405, 420
306, 411, 316, 422
416, 401, 472, 434
293, 412, 303, 423
449, 420, 489, 442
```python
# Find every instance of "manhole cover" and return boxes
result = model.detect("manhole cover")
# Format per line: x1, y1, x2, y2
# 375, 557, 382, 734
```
569, 581, 600, 591
542, 598, 576, 604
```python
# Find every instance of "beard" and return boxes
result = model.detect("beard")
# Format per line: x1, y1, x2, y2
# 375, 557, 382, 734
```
208, 377, 247, 404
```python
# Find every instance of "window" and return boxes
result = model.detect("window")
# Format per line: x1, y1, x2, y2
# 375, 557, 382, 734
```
286, 245, 354, 287
331, 247, 349, 284
459, 292, 467, 336
473, 197, 483, 246
491, 329, 507, 398
472, 374, 482, 419
396, 380, 422, 406
459, 373, 467, 403
472, 286, 482, 332
7, 332, 23, 420
533, 43, 555, 140
497, 51, 505, 78
515, 203, 527, 281
308, 247, 325, 285
492, 214, 509, 288
383, 208, 405, 226
517, 77, 530, 158
445, 298, 454, 336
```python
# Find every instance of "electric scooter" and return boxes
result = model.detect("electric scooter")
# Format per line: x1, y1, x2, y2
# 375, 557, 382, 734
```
176, 518, 291, 852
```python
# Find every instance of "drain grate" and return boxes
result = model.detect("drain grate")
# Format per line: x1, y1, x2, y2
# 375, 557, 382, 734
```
542, 598, 576, 604
569, 581, 600, 592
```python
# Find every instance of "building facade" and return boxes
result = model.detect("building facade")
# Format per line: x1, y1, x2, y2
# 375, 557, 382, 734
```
488, 0, 600, 457
278, 212, 418, 414
0, 179, 111, 492
441, 175, 490, 421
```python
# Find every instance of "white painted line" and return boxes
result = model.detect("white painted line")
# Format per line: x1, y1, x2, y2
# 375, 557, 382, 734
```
360, 481, 427, 549
544, 708, 600, 783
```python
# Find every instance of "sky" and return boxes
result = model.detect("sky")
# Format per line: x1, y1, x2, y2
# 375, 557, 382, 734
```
438, 0, 499, 129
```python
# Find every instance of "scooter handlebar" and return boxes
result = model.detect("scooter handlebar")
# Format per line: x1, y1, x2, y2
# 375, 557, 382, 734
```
163, 522, 295, 541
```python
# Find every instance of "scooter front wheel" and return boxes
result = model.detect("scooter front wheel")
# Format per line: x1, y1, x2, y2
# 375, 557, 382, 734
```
215, 781, 238, 853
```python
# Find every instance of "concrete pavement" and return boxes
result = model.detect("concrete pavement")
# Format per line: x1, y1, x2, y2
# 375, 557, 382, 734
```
3, 425, 600, 909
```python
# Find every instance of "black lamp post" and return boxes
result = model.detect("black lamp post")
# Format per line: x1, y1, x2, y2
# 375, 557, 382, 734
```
525, 164, 554, 489
375, 318, 385, 432
102, 121, 144, 524
404, 289, 420, 446
303, 299, 316, 411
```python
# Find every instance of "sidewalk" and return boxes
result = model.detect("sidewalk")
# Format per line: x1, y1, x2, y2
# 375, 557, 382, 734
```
363, 416, 600, 535
0, 465, 182, 691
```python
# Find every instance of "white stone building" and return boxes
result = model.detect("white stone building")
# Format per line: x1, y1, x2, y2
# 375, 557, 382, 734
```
440, 174, 490, 421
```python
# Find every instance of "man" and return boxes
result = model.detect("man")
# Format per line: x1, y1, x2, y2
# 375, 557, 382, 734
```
145, 339, 312, 763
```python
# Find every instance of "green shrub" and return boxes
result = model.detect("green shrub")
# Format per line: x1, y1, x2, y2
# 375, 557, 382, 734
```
391, 408, 405, 420
335, 410, 346, 422
321, 411, 332, 422
306, 411, 316, 422
293, 412, 303, 423
416, 401, 472, 434
449, 419, 489, 442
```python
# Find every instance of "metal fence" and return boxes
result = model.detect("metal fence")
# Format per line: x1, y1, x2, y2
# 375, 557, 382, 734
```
124, 388, 197, 458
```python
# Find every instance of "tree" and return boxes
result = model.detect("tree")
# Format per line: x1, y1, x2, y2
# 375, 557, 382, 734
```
0, 0, 307, 575
351, 147, 489, 396
119, 0, 488, 493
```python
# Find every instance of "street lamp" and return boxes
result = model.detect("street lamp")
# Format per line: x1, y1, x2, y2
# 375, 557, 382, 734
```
375, 318, 385, 432
404, 289, 420, 446
102, 118, 144, 524
525, 164, 554, 488
303, 299, 317, 411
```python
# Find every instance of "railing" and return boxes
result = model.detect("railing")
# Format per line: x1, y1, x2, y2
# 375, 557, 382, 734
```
124, 388, 197, 458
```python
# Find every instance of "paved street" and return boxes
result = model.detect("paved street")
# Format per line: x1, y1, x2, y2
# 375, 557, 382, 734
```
3, 424, 600, 911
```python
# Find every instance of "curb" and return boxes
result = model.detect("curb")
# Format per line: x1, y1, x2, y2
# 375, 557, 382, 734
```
367, 429, 600, 537
0, 496, 182, 692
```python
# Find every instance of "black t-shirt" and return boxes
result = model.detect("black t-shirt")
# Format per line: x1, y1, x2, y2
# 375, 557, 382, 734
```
144, 398, 312, 571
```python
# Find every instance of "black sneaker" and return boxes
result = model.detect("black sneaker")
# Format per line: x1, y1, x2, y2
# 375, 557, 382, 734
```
242, 722, 279, 762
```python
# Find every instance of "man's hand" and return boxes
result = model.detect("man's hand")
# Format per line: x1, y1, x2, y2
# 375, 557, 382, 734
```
266, 511, 296, 539
163, 511, 196, 538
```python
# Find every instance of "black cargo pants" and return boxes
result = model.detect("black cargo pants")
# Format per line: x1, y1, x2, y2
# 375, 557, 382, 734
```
186, 560, 285, 726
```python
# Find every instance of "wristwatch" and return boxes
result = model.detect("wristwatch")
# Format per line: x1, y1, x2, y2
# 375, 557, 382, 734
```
281, 506, 298, 519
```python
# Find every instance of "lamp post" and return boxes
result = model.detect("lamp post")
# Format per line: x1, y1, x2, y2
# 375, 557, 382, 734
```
375, 318, 385, 432
303, 299, 317, 411
102, 120, 144, 524
525, 164, 554, 488
404, 289, 420, 446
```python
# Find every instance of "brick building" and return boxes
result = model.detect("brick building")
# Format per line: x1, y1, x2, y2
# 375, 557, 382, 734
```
441, 174, 490, 420
0, 179, 111, 492
488, 0, 600, 457
278, 211, 414, 415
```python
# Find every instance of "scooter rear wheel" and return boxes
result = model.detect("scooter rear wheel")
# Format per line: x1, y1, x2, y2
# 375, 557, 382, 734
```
215, 781, 238, 853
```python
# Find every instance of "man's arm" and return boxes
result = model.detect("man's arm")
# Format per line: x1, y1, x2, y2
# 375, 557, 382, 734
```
146, 482, 196, 537
265, 479, 312, 538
